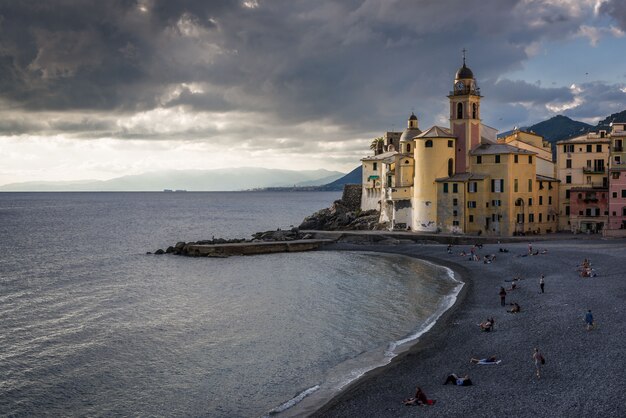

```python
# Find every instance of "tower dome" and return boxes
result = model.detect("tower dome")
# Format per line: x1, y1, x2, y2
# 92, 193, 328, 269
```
455, 63, 473, 80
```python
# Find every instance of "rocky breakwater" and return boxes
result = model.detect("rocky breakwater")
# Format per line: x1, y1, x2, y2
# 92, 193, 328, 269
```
148, 229, 328, 257
298, 201, 384, 231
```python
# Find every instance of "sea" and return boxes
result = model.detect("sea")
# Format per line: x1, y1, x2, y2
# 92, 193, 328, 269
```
0, 192, 462, 417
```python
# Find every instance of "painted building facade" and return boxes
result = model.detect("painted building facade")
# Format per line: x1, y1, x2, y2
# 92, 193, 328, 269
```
359, 60, 559, 236
556, 132, 610, 233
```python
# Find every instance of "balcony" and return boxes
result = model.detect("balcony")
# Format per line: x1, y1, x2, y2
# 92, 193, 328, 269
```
613, 146, 623, 152
582, 166, 606, 174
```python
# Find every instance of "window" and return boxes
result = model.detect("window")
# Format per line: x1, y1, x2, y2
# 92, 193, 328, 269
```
425, 140, 433, 148
514, 155, 518, 163
453, 198, 458, 206
539, 196, 543, 205
373, 162, 377, 171
612, 172, 620, 179
476, 156, 482, 164
549, 196, 552, 204
448, 140, 453, 148
566, 175, 571, 184
469, 215, 474, 222
566, 159, 572, 168
514, 179, 519, 192
492, 199, 501, 206
529, 156, 533, 164
407, 144, 411, 152
623, 207, 626, 216
495, 155, 501, 163
457, 102, 463, 119
517, 213, 524, 223
453, 210, 458, 216
622, 190, 626, 198
528, 179, 533, 192
472, 103, 477, 119
563, 144, 574, 153
468, 182, 478, 193
565, 190, 570, 199
453, 220, 459, 226
615, 156, 622, 165
586, 144, 592, 152
597, 144, 602, 152
565, 206, 570, 215
491, 179, 504, 193
453, 183, 458, 193
443, 183, 449, 193
539, 213, 543, 222
467, 201, 477, 208
528, 198, 533, 206
539, 181, 544, 190
613, 192, 618, 198
448, 158, 454, 177
529, 213, 535, 222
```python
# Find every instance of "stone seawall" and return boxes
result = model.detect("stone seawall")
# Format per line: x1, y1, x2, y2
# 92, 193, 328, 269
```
183, 239, 334, 257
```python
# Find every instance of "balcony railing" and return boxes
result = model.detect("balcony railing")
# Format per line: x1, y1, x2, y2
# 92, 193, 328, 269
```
582, 166, 606, 174
613, 146, 623, 152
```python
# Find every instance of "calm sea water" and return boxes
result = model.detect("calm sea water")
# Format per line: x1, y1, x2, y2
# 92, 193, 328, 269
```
0, 192, 460, 417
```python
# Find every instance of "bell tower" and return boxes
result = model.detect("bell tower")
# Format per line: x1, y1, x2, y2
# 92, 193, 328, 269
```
449, 49, 482, 173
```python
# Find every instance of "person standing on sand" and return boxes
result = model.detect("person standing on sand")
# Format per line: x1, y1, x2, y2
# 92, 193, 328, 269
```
499, 287, 507, 306
584, 309, 594, 330
539, 274, 545, 293
533, 348, 544, 379
528, 242, 533, 254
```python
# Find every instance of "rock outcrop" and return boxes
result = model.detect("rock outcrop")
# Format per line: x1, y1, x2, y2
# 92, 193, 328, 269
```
299, 199, 384, 231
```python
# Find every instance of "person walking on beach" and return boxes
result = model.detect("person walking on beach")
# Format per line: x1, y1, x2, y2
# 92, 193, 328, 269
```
584, 309, 594, 331
539, 274, 545, 293
533, 348, 544, 379
499, 287, 507, 306
528, 242, 533, 254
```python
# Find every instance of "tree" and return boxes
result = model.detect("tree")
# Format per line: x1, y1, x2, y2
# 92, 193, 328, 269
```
370, 137, 384, 155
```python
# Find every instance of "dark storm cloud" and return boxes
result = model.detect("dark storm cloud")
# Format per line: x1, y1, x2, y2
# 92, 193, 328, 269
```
0, 0, 623, 141
600, 0, 626, 30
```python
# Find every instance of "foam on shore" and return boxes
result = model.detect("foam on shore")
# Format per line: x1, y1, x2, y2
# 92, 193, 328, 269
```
266, 258, 464, 418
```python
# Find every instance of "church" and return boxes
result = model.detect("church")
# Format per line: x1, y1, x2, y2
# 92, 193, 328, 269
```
360, 58, 560, 236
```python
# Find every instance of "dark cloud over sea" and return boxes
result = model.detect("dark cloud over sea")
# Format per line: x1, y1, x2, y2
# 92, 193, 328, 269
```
0, 0, 625, 144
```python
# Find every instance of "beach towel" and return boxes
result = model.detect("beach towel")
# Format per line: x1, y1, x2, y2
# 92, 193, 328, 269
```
477, 360, 502, 365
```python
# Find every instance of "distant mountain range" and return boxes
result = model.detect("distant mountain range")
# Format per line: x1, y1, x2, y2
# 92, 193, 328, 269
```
500, 109, 626, 143
0, 168, 345, 192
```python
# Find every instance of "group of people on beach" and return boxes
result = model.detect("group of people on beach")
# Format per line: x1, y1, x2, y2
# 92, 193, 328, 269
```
404, 242, 600, 407
578, 258, 598, 277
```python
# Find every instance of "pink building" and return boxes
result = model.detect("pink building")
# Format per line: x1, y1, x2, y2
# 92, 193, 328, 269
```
569, 186, 608, 233
607, 121, 626, 233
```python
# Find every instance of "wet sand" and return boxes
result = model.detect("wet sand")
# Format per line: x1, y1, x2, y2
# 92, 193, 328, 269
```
311, 239, 626, 418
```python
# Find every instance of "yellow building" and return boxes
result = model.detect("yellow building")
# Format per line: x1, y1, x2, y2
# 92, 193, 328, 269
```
360, 58, 559, 236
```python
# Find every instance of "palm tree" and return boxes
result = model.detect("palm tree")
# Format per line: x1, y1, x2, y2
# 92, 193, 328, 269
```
370, 137, 384, 155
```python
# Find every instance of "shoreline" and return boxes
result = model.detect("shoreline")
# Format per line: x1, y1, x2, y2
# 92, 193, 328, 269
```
274, 251, 469, 418
308, 239, 626, 417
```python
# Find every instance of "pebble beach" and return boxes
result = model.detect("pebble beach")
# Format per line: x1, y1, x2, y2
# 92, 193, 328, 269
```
311, 238, 626, 418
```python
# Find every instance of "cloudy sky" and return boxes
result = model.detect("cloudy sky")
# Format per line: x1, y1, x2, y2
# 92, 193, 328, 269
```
1, 0, 626, 185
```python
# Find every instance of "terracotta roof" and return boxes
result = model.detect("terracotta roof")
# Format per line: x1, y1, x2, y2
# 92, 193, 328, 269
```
415, 126, 453, 139
470, 143, 536, 155
435, 172, 488, 182
361, 150, 397, 161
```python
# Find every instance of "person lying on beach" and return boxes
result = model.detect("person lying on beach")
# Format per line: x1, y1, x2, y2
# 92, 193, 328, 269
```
479, 318, 494, 332
506, 282, 519, 291
499, 248, 509, 253
504, 275, 523, 282
443, 374, 473, 386
470, 356, 500, 364
581, 268, 597, 278
507, 303, 521, 313
403, 387, 435, 406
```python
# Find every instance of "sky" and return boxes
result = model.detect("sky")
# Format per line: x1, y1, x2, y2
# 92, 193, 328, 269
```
1, 0, 626, 185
